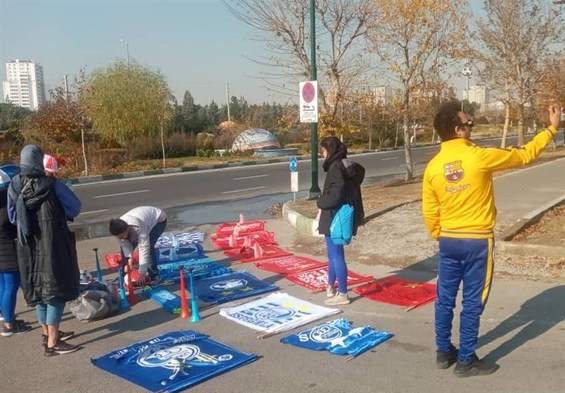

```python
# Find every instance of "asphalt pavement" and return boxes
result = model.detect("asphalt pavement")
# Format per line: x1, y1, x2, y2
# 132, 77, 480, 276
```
1, 155, 563, 393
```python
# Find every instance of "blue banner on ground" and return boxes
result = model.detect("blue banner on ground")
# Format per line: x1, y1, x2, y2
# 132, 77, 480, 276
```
156, 232, 205, 248
91, 330, 257, 393
142, 287, 185, 314
157, 258, 232, 283
155, 243, 205, 264
190, 271, 278, 304
280, 318, 393, 358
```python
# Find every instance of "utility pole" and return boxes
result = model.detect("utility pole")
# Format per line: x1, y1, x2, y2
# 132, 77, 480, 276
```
226, 83, 231, 122
462, 60, 472, 112
63, 74, 69, 98
308, 0, 320, 198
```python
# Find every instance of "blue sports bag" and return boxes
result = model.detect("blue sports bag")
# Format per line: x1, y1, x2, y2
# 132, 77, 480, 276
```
330, 203, 354, 245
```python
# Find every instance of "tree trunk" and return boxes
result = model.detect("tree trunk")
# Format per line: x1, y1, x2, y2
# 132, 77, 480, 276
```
501, 103, 510, 148
160, 120, 166, 168
81, 128, 89, 176
402, 89, 413, 180
517, 103, 525, 146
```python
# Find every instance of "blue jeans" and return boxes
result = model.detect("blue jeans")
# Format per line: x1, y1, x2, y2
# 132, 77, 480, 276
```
325, 236, 348, 293
35, 302, 65, 325
435, 237, 494, 363
0, 271, 21, 324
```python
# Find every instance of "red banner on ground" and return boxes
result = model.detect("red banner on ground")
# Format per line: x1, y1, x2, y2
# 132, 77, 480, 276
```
215, 220, 265, 237
223, 244, 292, 263
254, 255, 327, 275
285, 267, 374, 291
211, 231, 277, 250
353, 276, 436, 308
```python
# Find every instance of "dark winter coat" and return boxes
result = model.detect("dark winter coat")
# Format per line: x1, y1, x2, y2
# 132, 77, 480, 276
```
7, 145, 80, 306
317, 144, 365, 237
0, 188, 18, 272
9, 174, 80, 305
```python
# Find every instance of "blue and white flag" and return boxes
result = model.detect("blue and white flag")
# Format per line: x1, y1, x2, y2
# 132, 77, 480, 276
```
158, 258, 232, 283
155, 232, 205, 248
190, 271, 277, 304
91, 330, 257, 393
155, 243, 205, 264
142, 287, 185, 315
220, 292, 341, 337
280, 318, 393, 359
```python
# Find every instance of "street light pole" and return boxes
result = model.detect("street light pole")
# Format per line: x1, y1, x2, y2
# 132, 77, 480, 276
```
461, 60, 472, 112
120, 39, 130, 66
308, 0, 320, 199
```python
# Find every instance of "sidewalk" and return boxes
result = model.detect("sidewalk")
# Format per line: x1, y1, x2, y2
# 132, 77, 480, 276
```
1, 221, 563, 393
283, 157, 565, 242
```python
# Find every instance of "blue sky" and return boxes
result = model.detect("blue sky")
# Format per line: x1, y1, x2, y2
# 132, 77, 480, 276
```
3, 0, 550, 107
0, 0, 274, 105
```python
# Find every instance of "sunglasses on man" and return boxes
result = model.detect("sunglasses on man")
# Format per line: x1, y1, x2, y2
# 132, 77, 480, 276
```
459, 119, 474, 128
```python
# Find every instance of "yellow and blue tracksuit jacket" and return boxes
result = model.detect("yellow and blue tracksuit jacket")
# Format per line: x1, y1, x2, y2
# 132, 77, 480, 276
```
422, 126, 557, 240
423, 126, 556, 362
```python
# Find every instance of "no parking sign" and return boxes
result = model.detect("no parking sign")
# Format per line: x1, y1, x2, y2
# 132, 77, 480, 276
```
299, 81, 318, 123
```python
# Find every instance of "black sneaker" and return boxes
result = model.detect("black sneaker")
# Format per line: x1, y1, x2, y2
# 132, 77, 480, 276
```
454, 355, 499, 378
1, 322, 32, 337
436, 345, 458, 369
44, 340, 81, 357
42, 330, 75, 346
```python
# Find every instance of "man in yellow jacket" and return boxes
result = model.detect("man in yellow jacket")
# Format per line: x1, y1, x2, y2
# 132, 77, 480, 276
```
422, 103, 561, 378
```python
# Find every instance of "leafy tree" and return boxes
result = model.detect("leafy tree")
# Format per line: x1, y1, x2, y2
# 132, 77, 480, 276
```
0, 102, 31, 144
83, 61, 172, 148
368, 0, 468, 179
472, 0, 563, 146
225, 0, 374, 126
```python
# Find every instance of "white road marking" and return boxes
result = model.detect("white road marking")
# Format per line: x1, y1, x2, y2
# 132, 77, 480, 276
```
221, 186, 267, 194
93, 190, 149, 199
80, 209, 109, 215
233, 174, 269, 180
381, 157, 398, 161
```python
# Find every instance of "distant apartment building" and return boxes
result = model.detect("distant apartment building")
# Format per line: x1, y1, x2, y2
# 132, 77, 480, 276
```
373, 86, 393, 105
2, 59, 46, 110
468, 85, 488, 109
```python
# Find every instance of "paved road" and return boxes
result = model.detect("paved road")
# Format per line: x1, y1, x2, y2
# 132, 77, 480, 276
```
72, 136, 523, 228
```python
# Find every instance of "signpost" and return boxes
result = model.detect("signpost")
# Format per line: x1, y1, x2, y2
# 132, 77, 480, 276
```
289, 156, 298, 201
299, 81, 318, 123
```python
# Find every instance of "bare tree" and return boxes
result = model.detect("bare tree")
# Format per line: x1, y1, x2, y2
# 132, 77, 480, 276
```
473, 0, 563, 147
367, 0, 468, 180
224, 0, 375, 129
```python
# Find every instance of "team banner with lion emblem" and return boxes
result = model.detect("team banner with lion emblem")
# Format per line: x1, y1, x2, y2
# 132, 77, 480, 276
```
91, 330, 257, 393
281, 318, 393, 359
219, 292, 341, 338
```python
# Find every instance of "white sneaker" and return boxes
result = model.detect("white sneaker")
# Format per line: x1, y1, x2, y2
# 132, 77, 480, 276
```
326, 285, 337, 298
324, 293, 350, 306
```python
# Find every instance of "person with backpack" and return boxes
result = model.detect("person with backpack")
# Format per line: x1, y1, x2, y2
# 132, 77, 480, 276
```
316, 136, 365, 306
7, 145, 81, 356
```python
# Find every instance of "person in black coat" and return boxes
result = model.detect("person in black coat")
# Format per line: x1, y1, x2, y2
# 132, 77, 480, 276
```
0, 168, 31, 337
7, 145, 82, 356
316, 136, 365, 306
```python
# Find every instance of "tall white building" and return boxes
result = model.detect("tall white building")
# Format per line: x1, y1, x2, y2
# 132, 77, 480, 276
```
468, 85, 488, 109
373, 86, 393, 105
2, 59, 46, 110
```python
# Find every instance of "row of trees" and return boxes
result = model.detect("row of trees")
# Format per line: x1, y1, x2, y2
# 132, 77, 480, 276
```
1, 0, 563, 180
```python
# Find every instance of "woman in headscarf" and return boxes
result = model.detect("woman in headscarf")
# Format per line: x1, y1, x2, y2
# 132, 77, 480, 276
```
316, 136, 365, 305
0, 167, 32, 336
7, 145, 81, 356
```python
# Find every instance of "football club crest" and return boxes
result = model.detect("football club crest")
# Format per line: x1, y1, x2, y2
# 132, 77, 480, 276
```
444, 161, 464, 182
210, 278, 248, 291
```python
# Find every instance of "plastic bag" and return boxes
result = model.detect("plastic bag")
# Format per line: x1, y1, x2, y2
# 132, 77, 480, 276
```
70, 283, 119, 322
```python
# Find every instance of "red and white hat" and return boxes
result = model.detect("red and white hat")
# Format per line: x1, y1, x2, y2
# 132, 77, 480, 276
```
43, 154, 65, 173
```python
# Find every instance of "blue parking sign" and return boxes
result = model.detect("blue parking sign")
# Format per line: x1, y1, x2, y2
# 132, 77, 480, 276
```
289, 156, 298, 172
